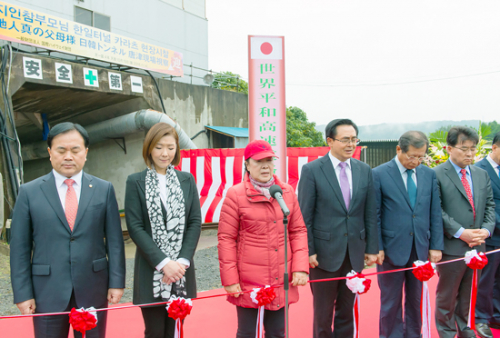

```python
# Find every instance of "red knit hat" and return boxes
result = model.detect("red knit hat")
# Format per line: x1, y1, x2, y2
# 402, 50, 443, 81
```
244, 140, 279, 160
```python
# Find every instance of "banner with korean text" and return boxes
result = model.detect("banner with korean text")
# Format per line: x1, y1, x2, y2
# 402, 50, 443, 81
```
0, 1, 183, 76
248, 35, 286, 180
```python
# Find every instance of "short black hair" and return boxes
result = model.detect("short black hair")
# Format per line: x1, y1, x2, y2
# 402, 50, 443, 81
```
492, 131, 500, 146
446, 126, 479, 147
325, 119, 359, 142
399, 131, 429, 152
47, 122, 90, 148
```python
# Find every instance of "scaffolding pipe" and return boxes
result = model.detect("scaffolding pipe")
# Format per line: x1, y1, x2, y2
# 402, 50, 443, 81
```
21, 109, 197, 161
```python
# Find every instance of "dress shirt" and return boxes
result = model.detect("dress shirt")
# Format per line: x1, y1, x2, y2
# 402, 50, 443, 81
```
449, 159, 490, 238
394, 156, 417, 189
53, 169, 83, 211
486, 154, 500, 176
328, 152, 352, 198
155, 172, 190, 271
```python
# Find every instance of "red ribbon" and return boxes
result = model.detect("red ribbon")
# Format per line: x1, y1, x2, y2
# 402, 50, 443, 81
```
412, 261, 435, 338
255, 287, 276, 307
69, 308, 97, 338
353, 294, 360, 338
347, 272, 371, 294
412, 261, 435, 282
250, 287, 276, 338
465, 252, 488, 330
346, 272, 371, 338
167, 298, 193, 321
466, 252, 488, 270
167, 298, 193, 338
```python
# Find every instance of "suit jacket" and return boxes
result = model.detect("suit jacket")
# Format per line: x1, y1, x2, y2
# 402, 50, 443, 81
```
125, 169, 201, 304
373, 159, 444, 266
297, 155, 378, 272
434, 160, 495, 255
10, 171, 126, 313
475, 158, 500, 247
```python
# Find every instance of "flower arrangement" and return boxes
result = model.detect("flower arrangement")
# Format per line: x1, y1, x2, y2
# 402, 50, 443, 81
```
423, 122, 491, 168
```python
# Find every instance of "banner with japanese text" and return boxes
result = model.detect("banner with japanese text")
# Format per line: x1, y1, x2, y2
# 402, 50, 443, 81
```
248, 35, 286, 180
0, 1, 183, 76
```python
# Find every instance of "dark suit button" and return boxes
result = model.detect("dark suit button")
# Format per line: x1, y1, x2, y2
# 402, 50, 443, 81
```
70, 237, 74, 242
413, 215, 416, 218
344, 233, 348, 237
410, 232, 413, 236
347, 215, 350, 219
276, 277, 278, 280
275, 249, 278, 252
274, 221, 276, 223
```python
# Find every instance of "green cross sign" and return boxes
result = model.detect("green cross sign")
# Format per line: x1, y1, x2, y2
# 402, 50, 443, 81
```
85, 70, 97, 85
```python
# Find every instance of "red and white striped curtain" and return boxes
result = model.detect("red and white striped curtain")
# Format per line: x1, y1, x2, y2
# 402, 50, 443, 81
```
175, 146, 362, 224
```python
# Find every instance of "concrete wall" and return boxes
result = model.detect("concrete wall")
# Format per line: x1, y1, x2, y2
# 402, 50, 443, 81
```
22, 81, 249, 224
2, 0, 208, 85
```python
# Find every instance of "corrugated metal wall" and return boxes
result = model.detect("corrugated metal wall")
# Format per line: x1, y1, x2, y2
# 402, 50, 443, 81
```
359, 140, 398, 168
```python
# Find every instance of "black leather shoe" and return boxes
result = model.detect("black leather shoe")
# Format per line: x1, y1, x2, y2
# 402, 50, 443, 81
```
476, 323, 494, 338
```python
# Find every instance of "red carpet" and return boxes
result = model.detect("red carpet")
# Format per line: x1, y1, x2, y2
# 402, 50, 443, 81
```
2, 269, 500, 337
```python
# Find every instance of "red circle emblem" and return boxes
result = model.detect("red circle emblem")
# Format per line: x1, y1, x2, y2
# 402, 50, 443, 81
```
260, 42, 273, 55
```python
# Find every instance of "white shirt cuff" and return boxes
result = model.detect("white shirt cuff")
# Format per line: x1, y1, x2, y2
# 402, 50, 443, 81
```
482, 228, 491, 238
454, 227, 465, 238
156, 257, 171, 272
155, 257, 191, 271
177, 258, 190, 268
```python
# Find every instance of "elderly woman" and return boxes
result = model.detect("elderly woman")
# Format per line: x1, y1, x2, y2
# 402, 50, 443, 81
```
125, 122, 201, 338
218, 140, 309, 338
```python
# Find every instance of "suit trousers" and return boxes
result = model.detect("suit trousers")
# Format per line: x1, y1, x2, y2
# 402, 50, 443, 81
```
141, 305, 176, 338
33, 291, 107, 338
309, 252, 355, 338
377, 245, 421, 338
435, 254, 479, 338
236, 306, 285, 338
476, 244, 500, 325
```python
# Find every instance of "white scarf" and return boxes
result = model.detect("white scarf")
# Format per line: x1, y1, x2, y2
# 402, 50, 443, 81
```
145, 165, 187, 300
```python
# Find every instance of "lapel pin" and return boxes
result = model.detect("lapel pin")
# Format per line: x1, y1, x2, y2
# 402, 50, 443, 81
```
89, 184, 93, 188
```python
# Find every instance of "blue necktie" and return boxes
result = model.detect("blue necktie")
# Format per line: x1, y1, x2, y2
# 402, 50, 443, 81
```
407, 169, 417, 209
497, 165, 500, 178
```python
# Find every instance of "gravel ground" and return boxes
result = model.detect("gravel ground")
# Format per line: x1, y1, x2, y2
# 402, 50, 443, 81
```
0, 245, 221, 316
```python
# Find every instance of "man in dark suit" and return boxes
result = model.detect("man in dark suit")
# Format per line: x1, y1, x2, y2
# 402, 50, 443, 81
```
434, 126, 495, 338
298, 118, 378, 338
373, 131, 444, 338
474, 131, 500, 338
10, 122, 126, 338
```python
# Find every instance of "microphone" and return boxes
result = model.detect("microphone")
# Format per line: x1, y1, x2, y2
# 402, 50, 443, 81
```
269, 185, 290, 216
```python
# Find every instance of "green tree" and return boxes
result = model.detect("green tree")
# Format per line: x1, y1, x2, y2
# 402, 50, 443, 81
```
286, 106, 326, 147
482, 121, 500, 141
210, 71, 248, 94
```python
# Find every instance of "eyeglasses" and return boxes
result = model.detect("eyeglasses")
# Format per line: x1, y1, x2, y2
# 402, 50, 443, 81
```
405, 153, 426, 162
451, 146, 477, 154
333, 138, 360, 145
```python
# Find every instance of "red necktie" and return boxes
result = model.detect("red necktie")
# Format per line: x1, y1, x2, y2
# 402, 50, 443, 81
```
64, 179, 78, 231
460, 169, 475, 220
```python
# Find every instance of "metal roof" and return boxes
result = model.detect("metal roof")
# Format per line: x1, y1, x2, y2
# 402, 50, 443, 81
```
204, 126, 249, 138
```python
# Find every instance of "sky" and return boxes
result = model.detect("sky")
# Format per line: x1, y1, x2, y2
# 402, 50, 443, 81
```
206, 1, 500, 126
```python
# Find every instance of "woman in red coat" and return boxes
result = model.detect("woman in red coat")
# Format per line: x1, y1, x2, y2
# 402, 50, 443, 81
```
218, 140, 309, 338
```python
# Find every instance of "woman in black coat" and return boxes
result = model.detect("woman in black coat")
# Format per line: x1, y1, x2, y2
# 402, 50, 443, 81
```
125, 122, 201, 338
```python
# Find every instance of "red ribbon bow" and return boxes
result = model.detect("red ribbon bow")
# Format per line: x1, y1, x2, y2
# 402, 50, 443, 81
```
347, 273, 372, 294
255, 287, 276, 307
167, 298, 193, 321
69, 308, 97, 337
467, 252, 488, 270
412, 262, 435, 282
